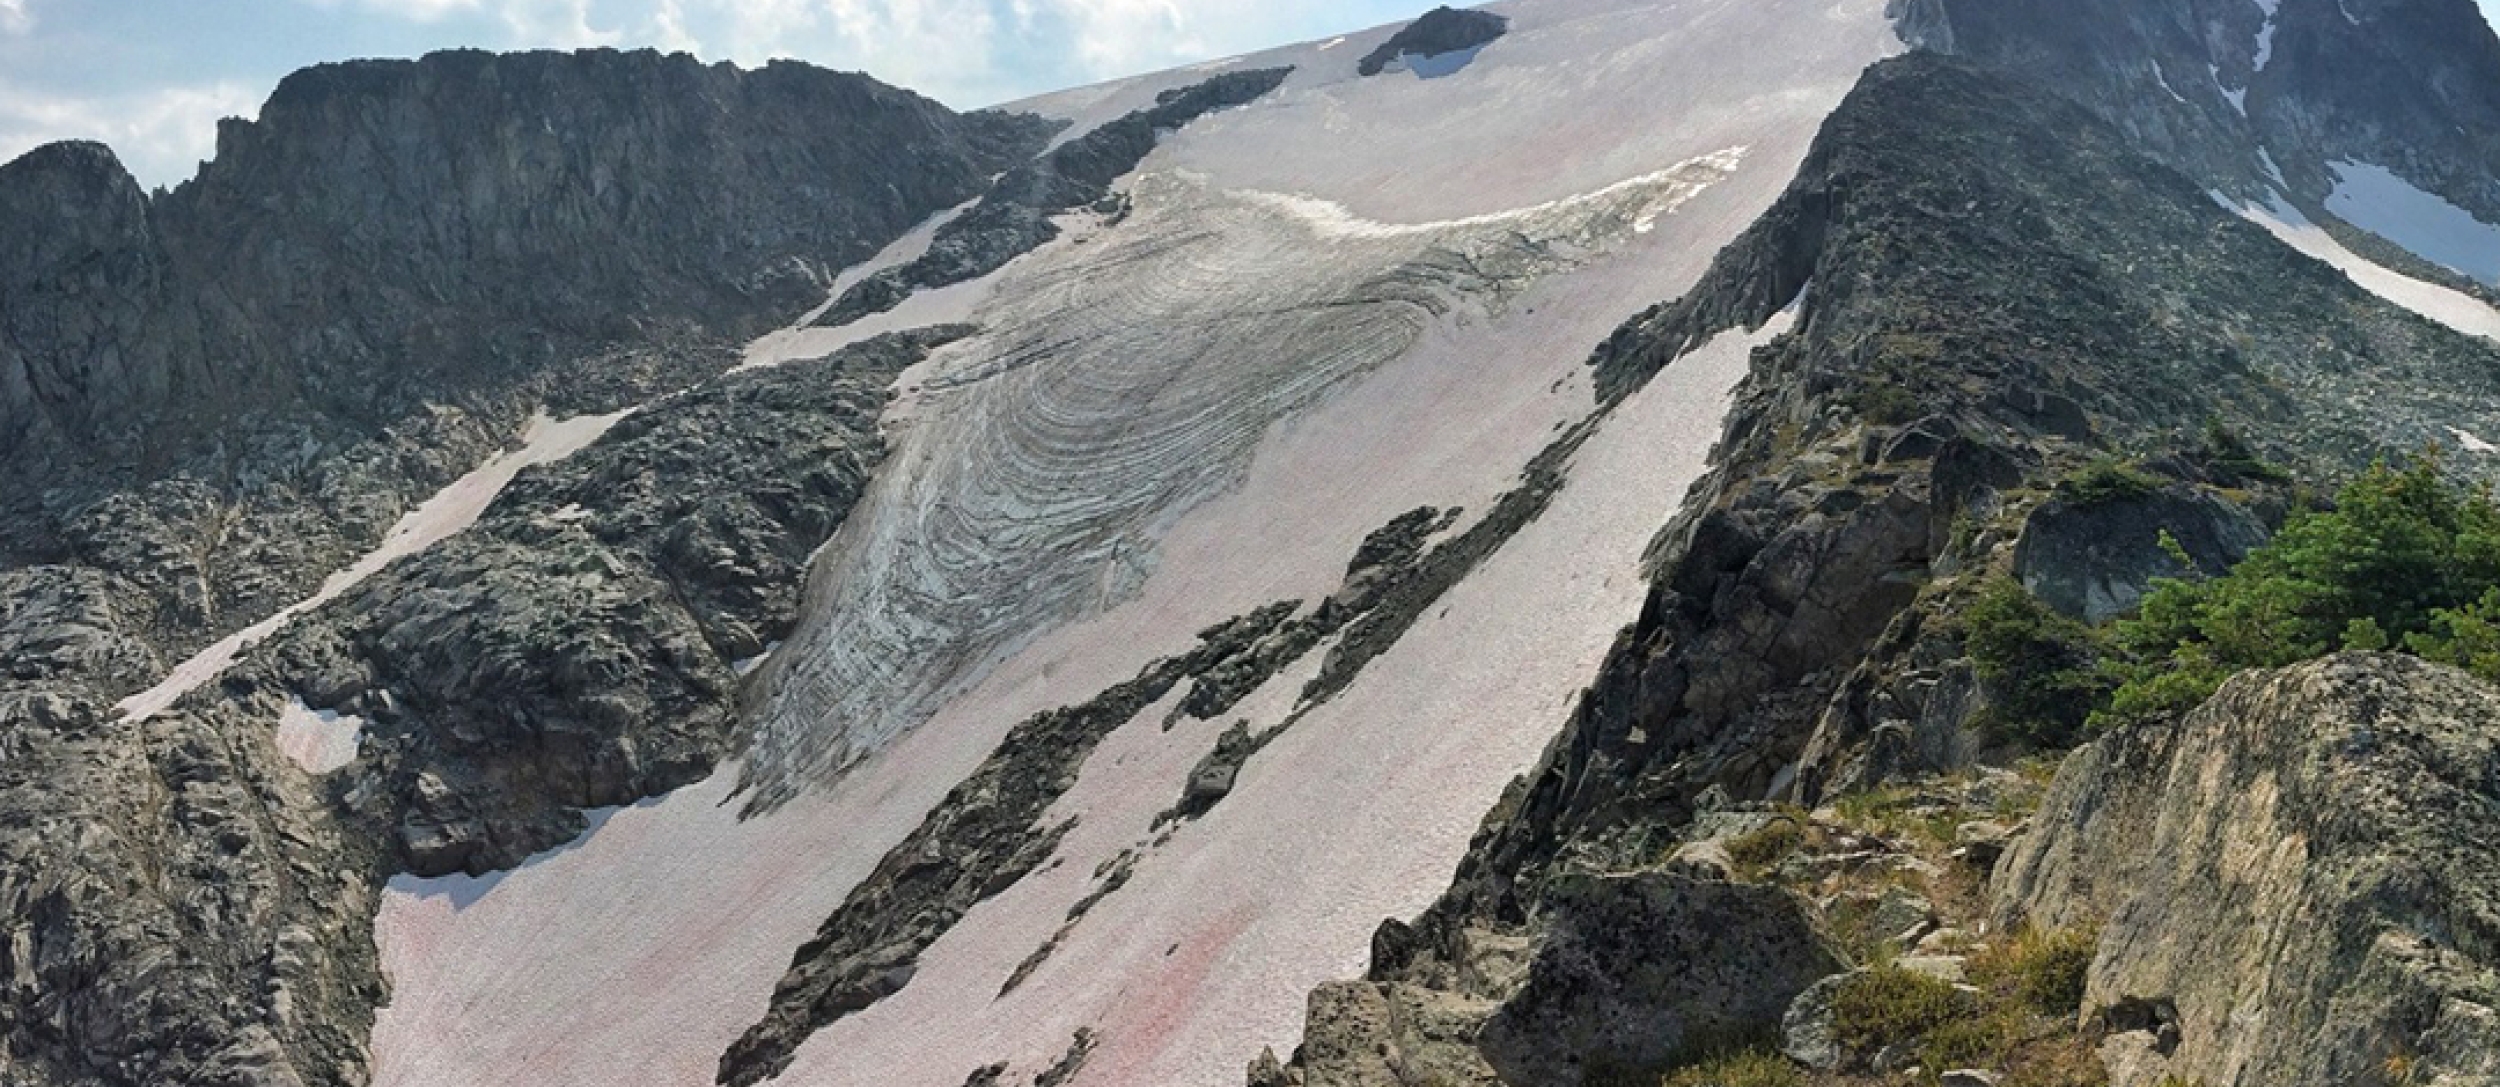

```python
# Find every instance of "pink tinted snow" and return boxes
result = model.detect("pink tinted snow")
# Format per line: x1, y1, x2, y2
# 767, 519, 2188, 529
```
366, 0, 1899, 1082
274, 697, 363, 774
777, 319, 1777, 1087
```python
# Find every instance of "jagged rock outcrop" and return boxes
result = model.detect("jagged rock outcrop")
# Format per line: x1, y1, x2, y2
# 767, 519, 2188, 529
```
817, 67, 1292, 327
0, 330, 946, 1087
1356, 7, 1511, 77
0, 686, 379, 1087
1250, 872, 1839, 1086
1475, 873, 1842, 1084
1995, 654, 2500, 1087
268, 329, 962, 875
0, 49, 1052, 521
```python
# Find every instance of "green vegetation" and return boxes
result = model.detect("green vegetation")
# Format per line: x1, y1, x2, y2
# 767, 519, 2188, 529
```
2102, 455, 2500, 727
1832, 966, 1975, 1057
1949, 456, 2500, 739
2199, 419, 2290, 485
1723, 819, 1805, 877
1852, 381, 1924, 427
1969, 926, 2095, 1016
1960, 578, 2113, 747
1811, 925, 2107, 1086
2054, 456, 2162, 507
1658, 1048, 1808, 1087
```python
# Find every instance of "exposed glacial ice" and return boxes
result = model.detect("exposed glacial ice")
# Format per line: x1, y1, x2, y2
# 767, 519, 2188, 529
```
365, 0, 1903, 1083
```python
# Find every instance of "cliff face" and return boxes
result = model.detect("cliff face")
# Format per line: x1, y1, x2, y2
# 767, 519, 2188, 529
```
1922, 0, 2500, 224
0, 48, 1057, 535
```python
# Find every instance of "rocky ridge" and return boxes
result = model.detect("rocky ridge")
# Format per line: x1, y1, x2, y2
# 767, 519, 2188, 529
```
0, 48, 1054, 686
1256, 41, 2500, 1087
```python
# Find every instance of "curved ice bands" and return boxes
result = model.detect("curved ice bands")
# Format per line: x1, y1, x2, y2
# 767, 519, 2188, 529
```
740, 152, 1741, 802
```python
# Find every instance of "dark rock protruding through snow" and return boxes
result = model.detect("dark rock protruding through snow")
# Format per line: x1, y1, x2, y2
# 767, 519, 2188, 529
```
1357, 6, 1512, 77
816, 66, 1295, 328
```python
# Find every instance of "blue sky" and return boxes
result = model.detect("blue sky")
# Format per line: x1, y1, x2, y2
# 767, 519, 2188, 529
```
0, 0, 1428, 188
3, 0, 2498, 189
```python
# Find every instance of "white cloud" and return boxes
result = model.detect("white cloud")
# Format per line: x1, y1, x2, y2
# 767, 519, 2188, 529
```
495, 0, 620, 48
0, 79, 260, 188
0, 0, 31, 35
648, 0, 701, 54
311, 0, 484, 19
1037, 0, 1202, 77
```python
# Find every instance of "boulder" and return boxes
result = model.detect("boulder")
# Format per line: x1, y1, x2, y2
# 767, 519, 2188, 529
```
1781, 970, 1856, 1071
2012, 483, 2267, 623
1479, 872, 1843, 1083
1995, 654, 2500, 1086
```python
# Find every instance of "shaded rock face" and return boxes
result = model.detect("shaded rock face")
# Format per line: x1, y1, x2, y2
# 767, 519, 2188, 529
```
0, 566, 160, 693
2013, 484, 2271, 622
1921, 0, 2500, 224
1259, 874, 1836, 1087
1475, 874, 1843, 1085
0, 48, 1056, 542
1357, 7, 1511, 77
1995, 654, 2500, 1087
0, 686, 378, 1087
0, 332, 943, 1087
272, 329, 960, 876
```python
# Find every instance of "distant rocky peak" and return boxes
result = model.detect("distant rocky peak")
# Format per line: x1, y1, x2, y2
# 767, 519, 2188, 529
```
1908, 0, 2500, 225
0, 46, 1060, 532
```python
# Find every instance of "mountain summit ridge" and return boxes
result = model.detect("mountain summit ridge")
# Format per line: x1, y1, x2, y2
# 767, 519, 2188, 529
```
5, 2, 2500, 1086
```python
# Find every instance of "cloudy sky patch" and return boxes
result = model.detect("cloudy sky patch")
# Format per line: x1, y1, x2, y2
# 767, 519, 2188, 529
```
3, 0, 2497, 188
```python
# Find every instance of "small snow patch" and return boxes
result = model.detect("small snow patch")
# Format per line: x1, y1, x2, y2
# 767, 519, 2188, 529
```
276, 697, 364, 774
2253, 0, 2281, 71
735, 642, 784, 677
2152, 61, 2189, 104
2210, 63, 2248, 113
2451, 427, 2499, 454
